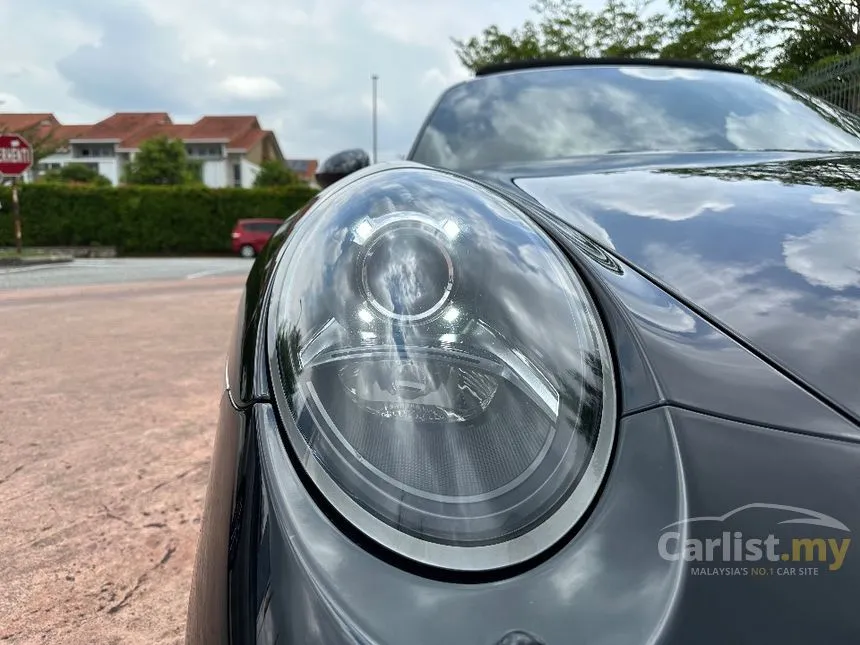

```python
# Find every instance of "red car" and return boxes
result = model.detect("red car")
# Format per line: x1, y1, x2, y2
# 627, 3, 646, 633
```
231, 218, 283, 257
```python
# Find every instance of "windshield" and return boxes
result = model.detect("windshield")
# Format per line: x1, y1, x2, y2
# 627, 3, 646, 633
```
408, 66, 860, 171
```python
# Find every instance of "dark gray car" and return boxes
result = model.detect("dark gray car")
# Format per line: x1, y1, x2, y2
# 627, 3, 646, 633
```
186, 59, 860, 645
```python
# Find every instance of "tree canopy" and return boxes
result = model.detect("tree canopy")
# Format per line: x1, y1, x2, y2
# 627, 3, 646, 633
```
252, 160, 301, 187
453, 0, 860, 80
124, 136, 201, 186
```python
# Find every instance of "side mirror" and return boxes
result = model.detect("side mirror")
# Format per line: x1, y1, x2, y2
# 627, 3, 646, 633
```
315, 148, 370, 189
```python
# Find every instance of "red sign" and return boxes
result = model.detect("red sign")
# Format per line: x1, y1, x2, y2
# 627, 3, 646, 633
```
0, 134, 34, 177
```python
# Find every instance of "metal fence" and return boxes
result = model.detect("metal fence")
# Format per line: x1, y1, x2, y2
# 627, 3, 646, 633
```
793, 52, 860, 114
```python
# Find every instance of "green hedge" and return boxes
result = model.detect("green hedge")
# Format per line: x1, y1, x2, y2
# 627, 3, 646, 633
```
0, 184, 318, 254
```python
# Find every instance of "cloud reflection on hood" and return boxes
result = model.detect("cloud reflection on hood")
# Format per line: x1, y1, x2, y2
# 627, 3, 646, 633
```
515, 153, 860, 422
784, 192, 860, 291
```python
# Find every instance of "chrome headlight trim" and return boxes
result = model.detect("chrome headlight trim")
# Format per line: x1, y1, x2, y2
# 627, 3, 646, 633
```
266, 166, 617, 572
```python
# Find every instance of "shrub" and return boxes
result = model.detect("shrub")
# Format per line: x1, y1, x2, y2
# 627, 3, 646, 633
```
124, 136, 202, 186
39, 163, 112, 187
0, 183, 317, 254
253, 160, 302, 187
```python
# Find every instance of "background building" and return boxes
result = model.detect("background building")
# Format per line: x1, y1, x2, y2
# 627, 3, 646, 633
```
285, 159, 320, 187
0, 112, 315, 188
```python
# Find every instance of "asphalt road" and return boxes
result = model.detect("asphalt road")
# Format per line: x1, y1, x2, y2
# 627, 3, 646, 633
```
0, 257, 254, 291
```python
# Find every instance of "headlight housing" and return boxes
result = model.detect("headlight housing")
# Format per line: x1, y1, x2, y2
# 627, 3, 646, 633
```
267, 167, 616, 571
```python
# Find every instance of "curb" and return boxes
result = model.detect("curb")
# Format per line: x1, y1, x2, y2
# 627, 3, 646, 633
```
0, 255, 74, 268
0, 246, 116, 259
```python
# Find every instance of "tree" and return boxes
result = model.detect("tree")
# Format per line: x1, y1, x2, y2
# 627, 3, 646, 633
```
39, 163, 112, 187
453, 0, 860, 79
124, 135, 200, 186
253, 160, 301, 187
745, 0, 860, 49
668, 0, 860, 76
661, 0, 762, 68
757, 1, 857, 79
453, 0, 670, 71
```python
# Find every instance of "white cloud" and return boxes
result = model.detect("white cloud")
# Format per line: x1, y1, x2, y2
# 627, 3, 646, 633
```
0, 94, 27, 112
219, 76, 285, 100
638, 241, 860, 413
421, 52, 473, 91
3, 0, 613, 162
358, 0, 530, 48
618, 67, 707, 81
515, 171, 759, 254
783, 192, 860, 291
360, 92, 391, 117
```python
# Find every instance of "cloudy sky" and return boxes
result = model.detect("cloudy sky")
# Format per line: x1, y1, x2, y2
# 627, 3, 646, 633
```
0, 0, 605, 162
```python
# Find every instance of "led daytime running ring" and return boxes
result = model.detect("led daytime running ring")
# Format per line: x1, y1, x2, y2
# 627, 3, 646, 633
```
357, 214, 457, 324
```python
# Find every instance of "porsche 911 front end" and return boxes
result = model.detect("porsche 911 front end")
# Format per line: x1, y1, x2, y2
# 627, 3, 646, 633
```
187, 59, 860, 645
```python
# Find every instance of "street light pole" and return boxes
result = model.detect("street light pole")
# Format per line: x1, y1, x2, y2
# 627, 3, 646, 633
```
371, 74, 379, 164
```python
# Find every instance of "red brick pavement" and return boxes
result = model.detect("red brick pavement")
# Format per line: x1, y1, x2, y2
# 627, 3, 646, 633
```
0, 275, 244, 644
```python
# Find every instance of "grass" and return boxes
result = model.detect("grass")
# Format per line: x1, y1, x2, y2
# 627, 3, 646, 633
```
0, 248, 67, 259
0, 248, 45, 258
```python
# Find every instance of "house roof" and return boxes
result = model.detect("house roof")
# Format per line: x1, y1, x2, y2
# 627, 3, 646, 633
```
0, 111, 286, 156
122, 115, 271, 152
228, 127, 270, 151
186, 116, 259, 142
285, 159, 319, 175
0, 113, 61, 140
52, 124, 90, 140
49, 124, 91, 149
72, 112, 172, 141
0, 113, 57, 129
118, 123, 193, 149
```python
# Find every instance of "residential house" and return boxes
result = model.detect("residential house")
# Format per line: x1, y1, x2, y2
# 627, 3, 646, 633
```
0, 113, 60, 142
285, 159, 319, 187
0, 112, 286, 188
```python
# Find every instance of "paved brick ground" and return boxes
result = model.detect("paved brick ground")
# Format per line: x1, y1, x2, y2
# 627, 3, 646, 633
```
0, 276, 245, 644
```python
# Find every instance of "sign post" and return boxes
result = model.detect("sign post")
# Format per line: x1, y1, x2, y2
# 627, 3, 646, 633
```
0, 134, 34, 255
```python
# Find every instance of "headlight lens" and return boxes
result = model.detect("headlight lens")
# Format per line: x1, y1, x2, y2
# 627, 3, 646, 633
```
268, 168, 616, 571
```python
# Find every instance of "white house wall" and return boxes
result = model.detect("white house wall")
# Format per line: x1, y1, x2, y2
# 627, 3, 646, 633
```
35, 152, 120, 186
39, 151, 73, 166
27, 150, 261, 189
240, 159, 260, 188
97, 160, 120, 185
201, 160, 228, 188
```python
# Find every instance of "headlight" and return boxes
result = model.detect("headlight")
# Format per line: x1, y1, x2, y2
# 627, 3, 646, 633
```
267, 167, 616, 571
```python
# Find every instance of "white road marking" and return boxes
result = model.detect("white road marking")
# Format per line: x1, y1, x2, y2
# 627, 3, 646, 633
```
66, 261, 113, 269
185, 267, 240, 280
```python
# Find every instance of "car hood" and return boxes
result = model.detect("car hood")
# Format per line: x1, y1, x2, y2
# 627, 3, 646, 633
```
503, 151, 860, 424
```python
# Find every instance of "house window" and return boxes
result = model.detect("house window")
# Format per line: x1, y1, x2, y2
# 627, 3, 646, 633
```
233, 163, 242, 187
186, 144, 222, 159
74, 145, 115, 158
35, 162, 61, 177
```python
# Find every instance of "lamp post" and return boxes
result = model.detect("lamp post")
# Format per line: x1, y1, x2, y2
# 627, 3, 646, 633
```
371, 74, 379, 164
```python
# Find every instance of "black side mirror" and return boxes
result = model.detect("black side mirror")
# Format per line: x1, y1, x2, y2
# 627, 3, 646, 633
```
315, 148, 370, 189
